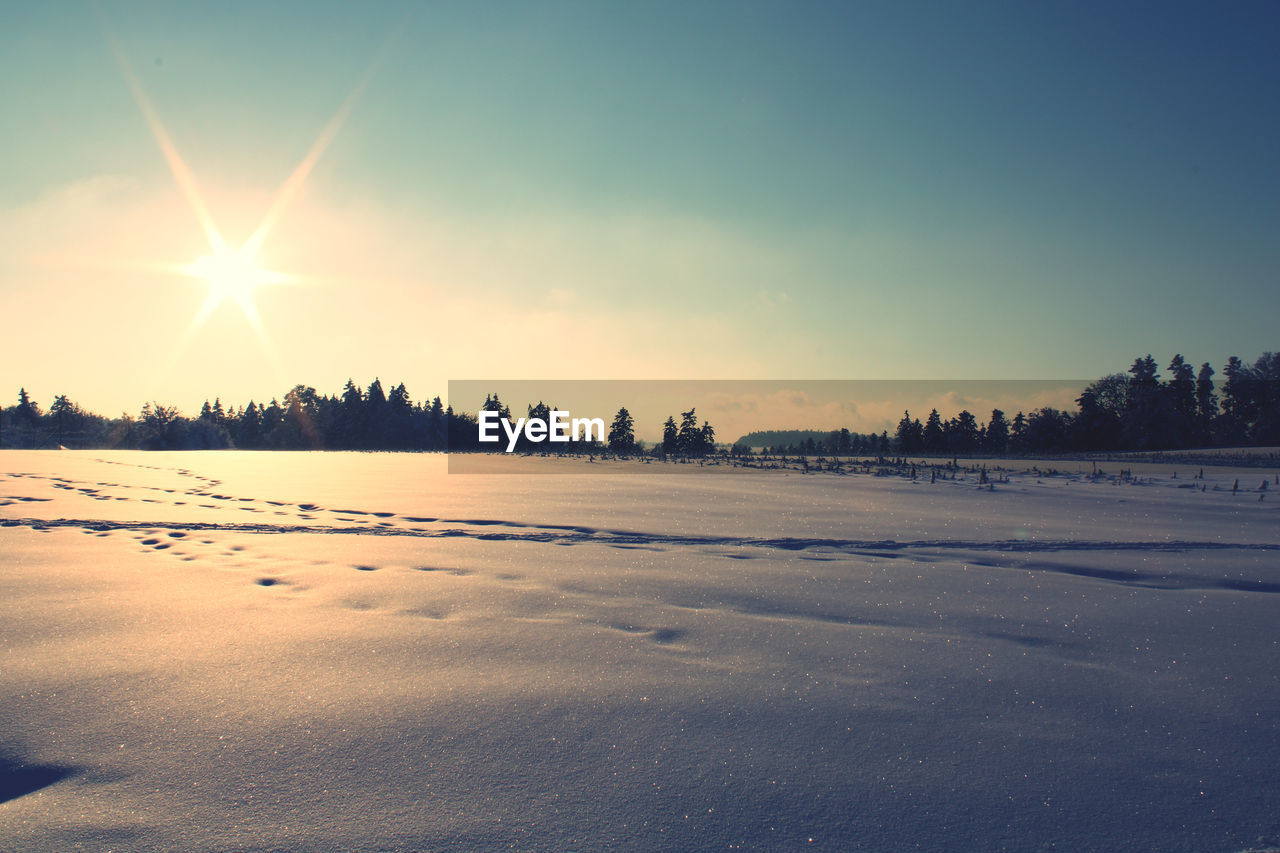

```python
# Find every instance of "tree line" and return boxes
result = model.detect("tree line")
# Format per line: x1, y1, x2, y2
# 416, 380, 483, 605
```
0, 380, 450, 451
0, 381, 719, 457
884, 352, 1278, 455
2, 351, 1276, 455
745, 353, 1279, 457
738, 428, 892, 457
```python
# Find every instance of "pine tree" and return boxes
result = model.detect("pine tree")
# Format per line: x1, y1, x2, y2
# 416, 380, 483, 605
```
1165, 354, 1196, 446
239, 402, 262, 448
262, 399, 284, 446
281, 385, 322, 449
985, 409, 1009, 454
387, 383, 412, 449
948, 410, 979, 453
699, 420, 716, 454
1071, 389, 1119, 451
528, 401, 551, 424
677, 408, 701, 455
1010, 412, 1027, 453
476, 393, 510, 453
526, 401, 552, 452
1129, 355, 1160, 389
1195, 363, 1217, 445
338, 379, 364, 449
367, 379, 387, 409
480, 392, 510, 421
139, 402, 183, 450
662, 416, 678, 455
923, 409, 944, 453
1025, 408, 1071, 453
608, 407, 636, 454
1250, 352, 1280, 445
895, 411, 923, 453
1124, 355, 1176, 449
365, 379, 388, 448
426, 396, 445, 449
15, 388, 41, 426
50, 394, 74, 446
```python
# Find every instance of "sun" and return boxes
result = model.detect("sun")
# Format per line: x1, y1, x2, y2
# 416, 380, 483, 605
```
176, 242, 294, 340
186, 244, 288, 308
104, 23, 376, 356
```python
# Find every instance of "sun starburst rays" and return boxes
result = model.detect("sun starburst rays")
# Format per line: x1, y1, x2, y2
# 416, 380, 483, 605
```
178, 244, 295, 333
101, 23, 379, 346
105, 34, 226, 256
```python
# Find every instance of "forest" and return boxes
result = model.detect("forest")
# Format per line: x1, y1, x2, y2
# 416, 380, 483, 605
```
2, 352, 1278, 457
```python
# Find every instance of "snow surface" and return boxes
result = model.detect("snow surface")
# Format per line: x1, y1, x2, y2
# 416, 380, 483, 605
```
1, 450, 1278, 851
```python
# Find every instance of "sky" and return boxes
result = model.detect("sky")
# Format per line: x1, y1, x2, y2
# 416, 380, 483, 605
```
1, 1, 1277, 421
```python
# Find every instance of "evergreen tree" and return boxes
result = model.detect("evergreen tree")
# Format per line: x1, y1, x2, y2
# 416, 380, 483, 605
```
1167, 355, 1195, 417
608, 407, 636, 454
239, 402, 262, 448
367, 379, 387, 408
662, 416, 678, 455
699, 420, 716, 454
337, 379, 364, 449
50, 394, 74, 446
1070, 389, 1120, 451
365, 379, 388, 448
985, 409, 1009, 454
1010, 411, 1028, 453
1166, 354, 1196, 447
837, 428, 852, 455
387, 383, 413, 449
446, 404, 479, 450
476, 393, 510, 453
1195, 363, 1217, 445
526, 401, 552, 452
425, 396, 445, 449
895, 411, 923, 453
922, 409, 944, 452
281, 385, 323, 449
1025, 408, 1071, 453
946, 410, 979, 453
261, 399, 284, 446
1123, 355, 1176, 449
1250, 352, 1280, 445
1129, 354, 1160, 389
479, 392, 510, 420
15, 388, 41, 426
677, 408, 701, 455
139, 402, 185, 450
1218, 357, 1250, 445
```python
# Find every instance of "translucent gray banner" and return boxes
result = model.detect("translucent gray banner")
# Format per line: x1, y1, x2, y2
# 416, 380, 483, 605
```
446, 379, 1088, 473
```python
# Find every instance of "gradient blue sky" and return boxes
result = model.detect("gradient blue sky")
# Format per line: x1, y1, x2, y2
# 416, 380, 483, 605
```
1, 1, 1277, 416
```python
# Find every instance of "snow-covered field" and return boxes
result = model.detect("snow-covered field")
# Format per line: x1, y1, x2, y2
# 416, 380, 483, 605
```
2, 450, 1278, 852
